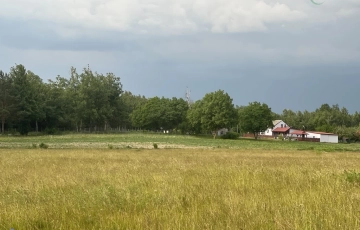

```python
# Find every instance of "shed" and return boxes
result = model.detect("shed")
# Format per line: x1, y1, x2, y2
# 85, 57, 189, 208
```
307, 131, 338, 143
290, 129, 309, 139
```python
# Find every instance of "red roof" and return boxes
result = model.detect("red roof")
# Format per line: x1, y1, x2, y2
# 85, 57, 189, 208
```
272, 127, 290, 133
291, 130, 308, 135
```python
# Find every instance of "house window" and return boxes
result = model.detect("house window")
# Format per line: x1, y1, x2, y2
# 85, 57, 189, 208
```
281, 124, 283, 128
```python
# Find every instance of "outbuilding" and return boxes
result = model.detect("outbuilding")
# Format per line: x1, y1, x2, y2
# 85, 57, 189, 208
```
307, 131, 338, 143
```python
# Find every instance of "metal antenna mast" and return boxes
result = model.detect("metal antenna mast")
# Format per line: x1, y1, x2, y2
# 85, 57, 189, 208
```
185, 87, 192, 108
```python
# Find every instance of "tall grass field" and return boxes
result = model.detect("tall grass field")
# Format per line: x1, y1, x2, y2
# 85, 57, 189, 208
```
1, 133, 360, 229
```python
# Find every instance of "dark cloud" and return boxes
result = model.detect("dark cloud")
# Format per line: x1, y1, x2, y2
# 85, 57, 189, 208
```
0, 4, 359, 113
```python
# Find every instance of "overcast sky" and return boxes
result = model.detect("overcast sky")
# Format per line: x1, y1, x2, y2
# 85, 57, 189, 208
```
0, 0, 359, 113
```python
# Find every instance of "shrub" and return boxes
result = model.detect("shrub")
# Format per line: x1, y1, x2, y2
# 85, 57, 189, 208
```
31, 143, 38, 148
220, 132, 240, 139
45, 128, 58, 135
108, 144, 113, 149
39, 143, 49, 149
153, 143, 158, 149
344, 170, 360, 185
278, 134, 284, 141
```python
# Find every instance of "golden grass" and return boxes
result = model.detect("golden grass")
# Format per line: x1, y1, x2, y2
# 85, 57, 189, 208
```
1, 149, 360, 229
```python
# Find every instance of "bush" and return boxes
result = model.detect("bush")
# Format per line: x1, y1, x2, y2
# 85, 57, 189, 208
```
31, 143, 38, 148
39, 143, 49, 149
344, 170, 360, 185
153, 143, 158, 149
108, 144, 113, 149
220, 132, 240, 139
278, 134, 284, 141
45, 128, 58, 135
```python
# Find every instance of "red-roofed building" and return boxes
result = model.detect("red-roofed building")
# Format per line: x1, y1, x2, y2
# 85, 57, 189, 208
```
290, 130, 309, 139
272, 127, 291, 137
288, 130, 338, 143
261, 120, 290, 136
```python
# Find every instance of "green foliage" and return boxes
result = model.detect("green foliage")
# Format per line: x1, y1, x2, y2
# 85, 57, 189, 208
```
186, 100, 203, 134
119, 91, 147, 129
131, 97, 188, 131
0, 70, 16, 134
39, 143, 49, 149
187, 90, 237, 137
335, 126, 360, 142
278, 134, 285, 141
2, 133, 360, 153
344, 170, 360, 185
153, 143, 158, 149
280, 104, 357, 133
220, 132, 239, 139
108, 144, 113, 149
45, 128, 58, 135
200, 90, 238, 134
31, 143, 38, 148
1, 63, 360, 138
239, 102, 273, 139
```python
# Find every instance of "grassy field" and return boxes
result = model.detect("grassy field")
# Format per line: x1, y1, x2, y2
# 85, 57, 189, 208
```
1, 134, 360, 229
1, 132, 360, 152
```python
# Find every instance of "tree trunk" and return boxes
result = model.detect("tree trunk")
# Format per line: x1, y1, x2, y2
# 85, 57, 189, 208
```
36, 120, 38, 132
1, 118, 4, 134
254, 132, 258, 140
212, 131, 217, 139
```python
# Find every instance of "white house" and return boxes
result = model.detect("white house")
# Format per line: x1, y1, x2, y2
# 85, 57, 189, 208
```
307, 131, 338, 143
262, 120, 290, 136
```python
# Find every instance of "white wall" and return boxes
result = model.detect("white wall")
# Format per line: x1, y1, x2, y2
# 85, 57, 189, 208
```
263, 128, 273, 136
307, 132, 321, 139
320, 134, 338, 143
274, 121, 289, 129
263, 120, 289, 136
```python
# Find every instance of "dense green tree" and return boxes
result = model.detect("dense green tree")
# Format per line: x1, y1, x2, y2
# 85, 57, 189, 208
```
27, 71, 46, 132
131, 97, 188, 131
68, 67, 123, 131
0, 71, 15, 134
353, 112, 360, 127
188, 90, 237, 138
131, 97, 162, 130
281, 109, 298, 129
163, 97, 189, 130
239, 102, 273, 139
187, 100, 203, 134
3, 63, 360, 136
119, 91, 147, 129
10, 64, 43, 135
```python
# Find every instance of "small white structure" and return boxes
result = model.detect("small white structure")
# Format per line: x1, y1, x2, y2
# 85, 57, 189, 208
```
217, 128, 228, 136
263, 120, 290, 136
307, 131, 338, 143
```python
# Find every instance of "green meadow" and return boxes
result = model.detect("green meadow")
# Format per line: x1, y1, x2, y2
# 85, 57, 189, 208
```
1, 133, 360, 229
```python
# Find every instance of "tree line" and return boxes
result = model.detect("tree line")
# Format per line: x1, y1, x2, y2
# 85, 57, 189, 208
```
1, 64, 359, 140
